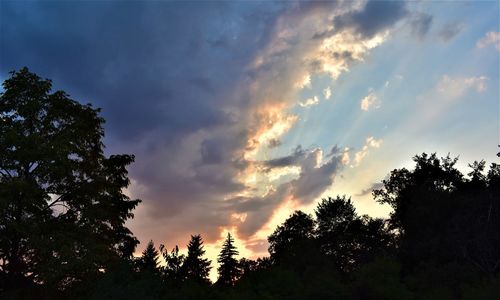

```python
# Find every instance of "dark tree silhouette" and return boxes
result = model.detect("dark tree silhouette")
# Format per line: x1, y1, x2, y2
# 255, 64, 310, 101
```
217, 233, 240, 286
183, 234, 211, 284
374, 153, 500, 279
160, 244, 185, 284
0, 68, 140, 291
315, 196, 393, 272
138, 240, 160, 273
268, 211, 315, 262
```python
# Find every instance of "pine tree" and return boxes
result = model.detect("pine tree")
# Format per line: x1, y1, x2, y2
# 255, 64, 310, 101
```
217, 233, 240, 286
139, 240, 160, 273
183, 234, 211, 283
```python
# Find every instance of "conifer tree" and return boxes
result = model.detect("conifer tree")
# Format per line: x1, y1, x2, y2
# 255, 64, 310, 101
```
183, 234, 211, 283
217, 233, 240, 286
139, 240, 160, 273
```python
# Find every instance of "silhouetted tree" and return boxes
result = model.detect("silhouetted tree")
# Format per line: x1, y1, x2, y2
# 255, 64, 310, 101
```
238, 258, 258, 278
315, 196, 393, 272
374, 153, 500, 280
183, 234, 211, 284
160, 244, 185, 284
268, 211, 315, 262
217, 233, 240, 286
0, 68, 140, 292
138, 240, 160, 273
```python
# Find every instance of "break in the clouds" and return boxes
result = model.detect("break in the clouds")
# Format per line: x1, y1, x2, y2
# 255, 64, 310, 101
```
2, 0, 498, 261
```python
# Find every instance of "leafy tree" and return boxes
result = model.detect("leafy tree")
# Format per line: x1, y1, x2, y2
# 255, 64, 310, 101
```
183, 234, 211, 284
374, 153, 500, 280
160, 244, 185, 284
0, 68, 140, 291
315, 196, 393, 272
138, 240, 160, 273
217, 233, 240, 286
268, 210, 315, 262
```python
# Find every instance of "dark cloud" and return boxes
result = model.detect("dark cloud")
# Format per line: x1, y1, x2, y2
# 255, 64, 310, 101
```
0, 0, 409, 250
438, 21, 464, 42
230, 146, 345, 238
356, 182, 385, 197
409, 12, 433, 39
333, 0, 408, 38
267, 138, 282, 149
291, 148, 343, 205
261, 145, 305, 169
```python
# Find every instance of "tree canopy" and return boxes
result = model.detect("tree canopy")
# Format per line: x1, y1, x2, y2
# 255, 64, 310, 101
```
0, 68, 140, 292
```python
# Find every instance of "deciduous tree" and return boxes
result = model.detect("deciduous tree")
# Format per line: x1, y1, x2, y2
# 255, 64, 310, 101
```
0, 68, 140, 290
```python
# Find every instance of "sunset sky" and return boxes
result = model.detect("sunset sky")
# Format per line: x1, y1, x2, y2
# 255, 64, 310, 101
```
1, 0, 499, 280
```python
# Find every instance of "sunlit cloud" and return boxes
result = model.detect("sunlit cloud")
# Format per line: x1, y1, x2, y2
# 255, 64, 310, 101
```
360, 91, 379, 111
299, 96, 319, 107
354, 136, 383, 166
476, 31, 500, 51
323, 86, 332, 100
437, 75, 488, 99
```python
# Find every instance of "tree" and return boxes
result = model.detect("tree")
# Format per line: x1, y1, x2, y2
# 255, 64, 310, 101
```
182, 234, 211, 284
268, 210, 315, 262
217, 233, 240, 286
138, 240, 160, 273
0, 68, 141, 291
160, 244, 185, 284
315, 196, 393, 272
374, 153, 500, 279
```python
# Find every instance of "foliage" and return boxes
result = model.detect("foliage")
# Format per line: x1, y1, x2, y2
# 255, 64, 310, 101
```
138, 240, 160, 274
268, 210, 315, 263
160, 244, 185, 284
0, 68, 140, 292
183, 234, 211, 284
374, 153, 500, 279
217, 233, 240, 286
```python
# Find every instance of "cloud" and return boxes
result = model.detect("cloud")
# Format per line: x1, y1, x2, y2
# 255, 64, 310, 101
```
438, 21, 464, 42
0, 0, 410, 253
354, 136, 382, 166
333, 1, 408, 38
476, 31, 500, 51
323, 86, 332, 100
409, 12, 433, 40
299, 96, 319, 107
231, 146, 346, 238
360, 91, 379, 111
437, 75, 488, 99
356, 182, 384, 197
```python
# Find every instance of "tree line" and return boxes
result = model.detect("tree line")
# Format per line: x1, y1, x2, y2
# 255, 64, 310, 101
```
1, 68, 499, 299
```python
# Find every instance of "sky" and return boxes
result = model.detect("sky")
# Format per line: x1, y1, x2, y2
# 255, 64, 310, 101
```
1, 0, 499, 280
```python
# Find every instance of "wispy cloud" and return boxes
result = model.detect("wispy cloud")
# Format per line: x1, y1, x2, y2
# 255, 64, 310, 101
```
438, 21, 464, 42
476, 31, 500, 51
437, 75, 488, 99
409, 12, 433, 40
299, 96, 319, 107
354, 136, 383, 166
323, 87, 332, 100
360, 91, 380, 111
